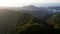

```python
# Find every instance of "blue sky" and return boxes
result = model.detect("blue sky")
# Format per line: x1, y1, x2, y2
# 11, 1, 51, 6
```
0, 0, 60, 7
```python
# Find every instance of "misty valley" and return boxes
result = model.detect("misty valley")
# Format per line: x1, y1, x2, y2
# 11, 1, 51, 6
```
0, 5, 60, 34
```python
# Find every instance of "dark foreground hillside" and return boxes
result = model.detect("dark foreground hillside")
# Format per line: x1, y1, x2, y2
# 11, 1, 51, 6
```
6, 11, 60, 34
0, 9, 60, 34
7, 12, 53, 34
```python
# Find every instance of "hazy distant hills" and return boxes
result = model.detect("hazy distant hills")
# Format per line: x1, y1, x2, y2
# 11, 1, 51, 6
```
1, 5, 60, 18
19, 5, 40, 10
0, 4, 60, 18
48, 7, 60, 10
0, 3, 60, 10
5, 5, 60, 10
5, 5, 46, 10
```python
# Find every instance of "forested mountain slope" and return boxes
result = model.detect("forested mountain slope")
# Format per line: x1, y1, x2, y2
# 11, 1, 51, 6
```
0, 9, 60, 34
7, 12, 54, 34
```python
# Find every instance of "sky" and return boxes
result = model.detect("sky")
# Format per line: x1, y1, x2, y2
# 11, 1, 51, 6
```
0, 0, 60, 7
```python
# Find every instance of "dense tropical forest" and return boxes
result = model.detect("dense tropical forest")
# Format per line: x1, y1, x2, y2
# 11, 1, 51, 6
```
0, 5, 60, 34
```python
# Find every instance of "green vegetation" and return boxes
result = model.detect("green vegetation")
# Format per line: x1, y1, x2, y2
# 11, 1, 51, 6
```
0, 9, 60, 34
7, 11, 54, 34
47, 13, 60, 29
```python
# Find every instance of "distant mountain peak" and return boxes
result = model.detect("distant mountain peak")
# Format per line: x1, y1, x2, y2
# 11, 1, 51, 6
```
21, 5, 37, 8
20, 5, 40, 10
25, 5, 37, 7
